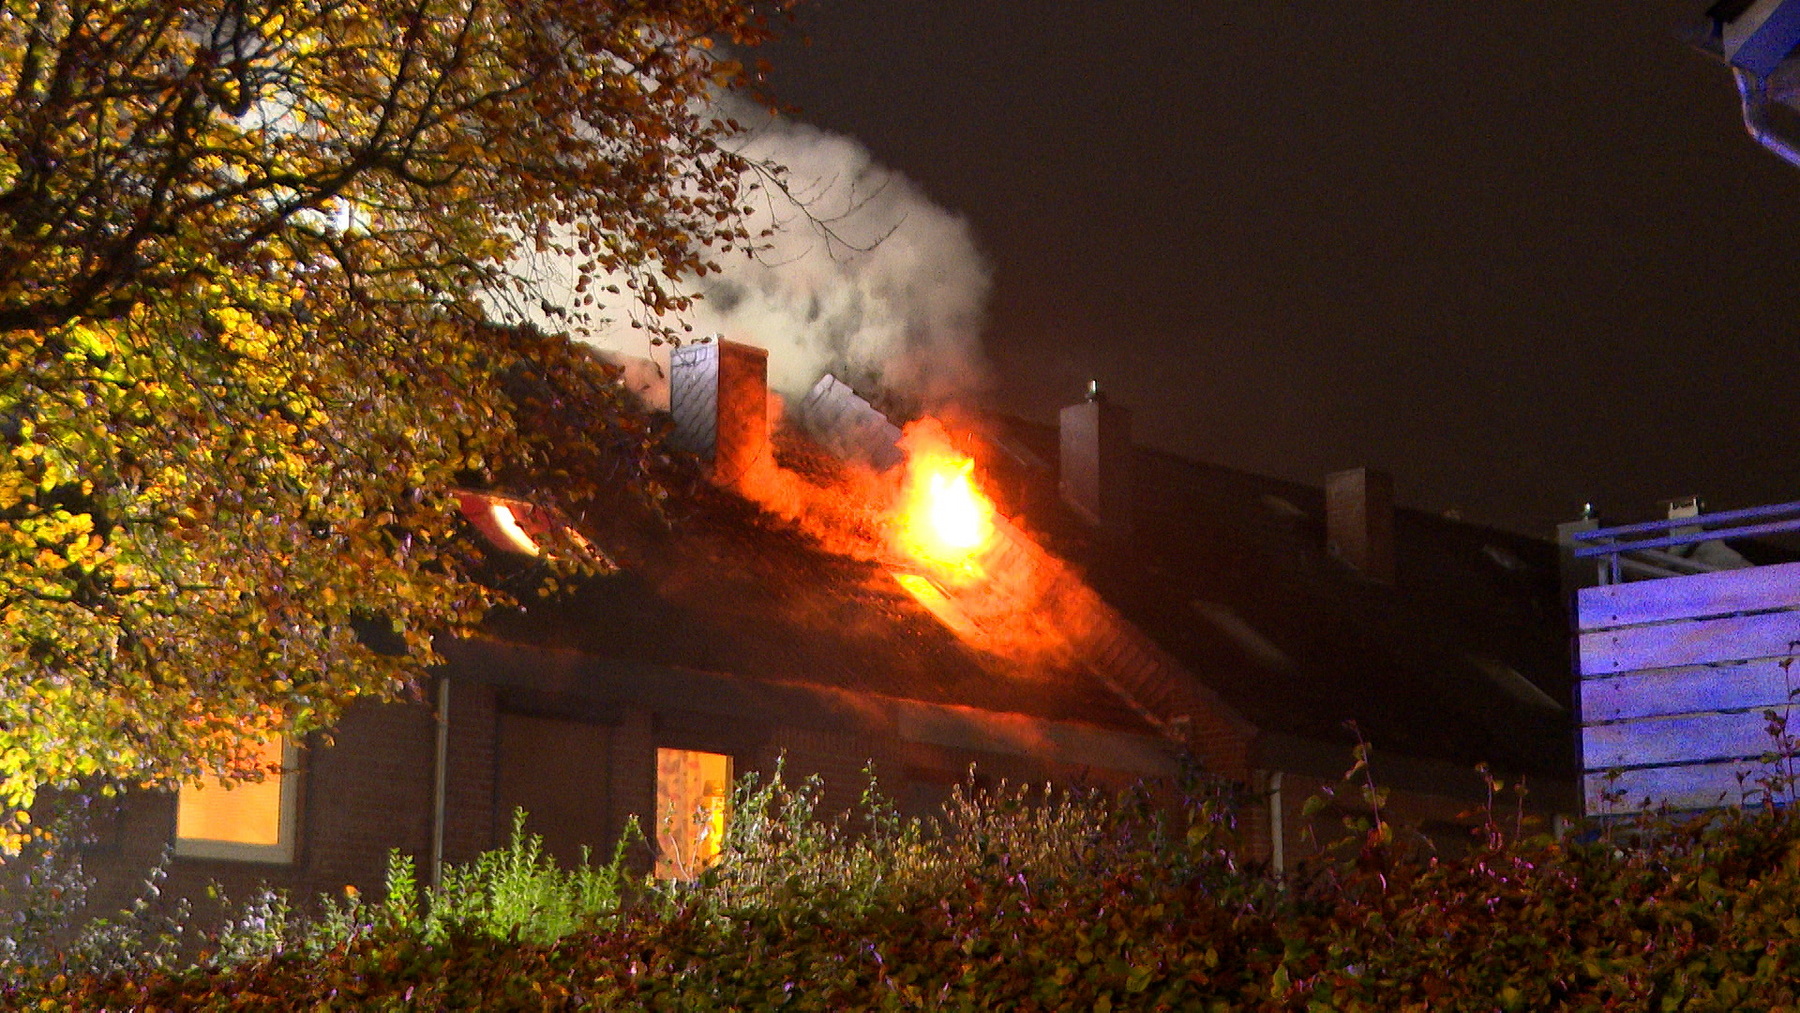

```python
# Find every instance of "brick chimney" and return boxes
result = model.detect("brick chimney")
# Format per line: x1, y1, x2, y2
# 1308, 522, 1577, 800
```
669, 339, 769, 488
1059, 381, 1132, 536
1325, 467, 1395, 583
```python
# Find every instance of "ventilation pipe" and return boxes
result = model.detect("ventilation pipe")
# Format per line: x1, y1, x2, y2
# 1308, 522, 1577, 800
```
430, 675, 449, 889
1268, 771, 1285, 877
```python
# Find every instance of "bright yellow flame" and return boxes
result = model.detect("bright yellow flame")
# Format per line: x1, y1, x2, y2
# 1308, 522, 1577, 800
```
895, 424, 995, 578
489, 503, 540, 556
919, 459, 990, 550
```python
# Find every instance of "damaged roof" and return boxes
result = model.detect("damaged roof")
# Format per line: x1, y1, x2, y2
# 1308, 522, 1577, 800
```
464, 445, 1155, 735
978, 416, 1576, 785
457, 369, 1573, 791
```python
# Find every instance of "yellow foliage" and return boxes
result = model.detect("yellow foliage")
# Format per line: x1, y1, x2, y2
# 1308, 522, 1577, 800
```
0, 0, 778, 847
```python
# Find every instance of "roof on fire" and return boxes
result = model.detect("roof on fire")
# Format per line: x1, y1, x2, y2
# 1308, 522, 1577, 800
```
460, 439, 1157, 735
455, 387, 1576, 791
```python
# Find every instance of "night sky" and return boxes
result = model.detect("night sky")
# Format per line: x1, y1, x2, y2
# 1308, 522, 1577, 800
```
757, 1, 1800, 536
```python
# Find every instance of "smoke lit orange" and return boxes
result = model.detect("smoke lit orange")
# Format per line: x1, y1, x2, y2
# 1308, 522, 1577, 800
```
894, 420, 994, 579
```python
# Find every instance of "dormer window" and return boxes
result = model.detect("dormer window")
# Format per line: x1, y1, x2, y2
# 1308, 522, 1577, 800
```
452, 490, 606, 565
488, 502, 540, 556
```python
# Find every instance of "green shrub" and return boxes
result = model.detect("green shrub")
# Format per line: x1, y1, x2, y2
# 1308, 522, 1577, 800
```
673, 759, 1242, 922
206, 807, 638, 965
428, 808, 636, 945
17, 757, 1800, 1011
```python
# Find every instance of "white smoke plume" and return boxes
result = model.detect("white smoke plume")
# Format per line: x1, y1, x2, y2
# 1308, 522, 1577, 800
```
519, 104, 992, 412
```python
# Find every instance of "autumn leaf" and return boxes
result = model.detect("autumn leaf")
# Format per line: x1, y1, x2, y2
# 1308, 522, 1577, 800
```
0, 0, 789, 840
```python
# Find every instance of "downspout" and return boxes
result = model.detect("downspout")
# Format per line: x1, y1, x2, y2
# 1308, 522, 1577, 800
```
1734, 66, 1800, 170
1268, 771, 1285, 877
430, 675, 450, 889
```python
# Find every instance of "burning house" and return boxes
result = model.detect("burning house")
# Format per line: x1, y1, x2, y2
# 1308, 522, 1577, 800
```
34, 338, 1577, 923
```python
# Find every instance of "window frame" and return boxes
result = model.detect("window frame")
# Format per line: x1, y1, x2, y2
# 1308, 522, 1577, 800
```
173, 736, 301, 864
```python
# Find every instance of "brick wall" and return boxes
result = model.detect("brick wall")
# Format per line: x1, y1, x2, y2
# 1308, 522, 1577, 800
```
28, 663, 1203, 933
300, 698, 437, 892
760, 725, 904, 819
606, 708, 656, 868
440, 678, 497, 866
18, 697, 443, 931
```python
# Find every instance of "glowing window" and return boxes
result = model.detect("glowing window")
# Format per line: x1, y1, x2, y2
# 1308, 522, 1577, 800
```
489, 502, 540, 556
175, 736, 298, 863
655, 748, 731, 879
892, 571, 982, 640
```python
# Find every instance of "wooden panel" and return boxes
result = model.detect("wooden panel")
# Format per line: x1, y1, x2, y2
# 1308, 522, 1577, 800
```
1582, 709, 1797, 770
1583, 760, 1796, 815
1577, 610, 1800, 675
1579, 659, 1800, 723
1577, 561, 1800, 631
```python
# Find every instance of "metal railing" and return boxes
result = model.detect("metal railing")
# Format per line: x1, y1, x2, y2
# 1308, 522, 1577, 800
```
1568, 500, 1800, 584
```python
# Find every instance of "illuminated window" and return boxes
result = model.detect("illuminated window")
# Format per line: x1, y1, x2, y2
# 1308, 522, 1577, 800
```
892, 571, 982, 640
175, 736, 298, 863
655, 748, 731, 879
488, 502, 540, 556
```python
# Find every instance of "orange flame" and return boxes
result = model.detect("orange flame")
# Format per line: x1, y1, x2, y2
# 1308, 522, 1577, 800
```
893, 420, 995, 580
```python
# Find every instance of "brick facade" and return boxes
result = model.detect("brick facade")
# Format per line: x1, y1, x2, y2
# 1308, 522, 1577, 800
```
13, 655, 1559, 937
34, 652, 1184, 930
